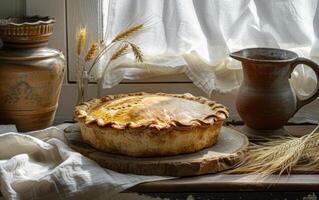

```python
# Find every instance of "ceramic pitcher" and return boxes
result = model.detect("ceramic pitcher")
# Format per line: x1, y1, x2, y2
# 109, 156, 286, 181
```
230, 48, 319, 130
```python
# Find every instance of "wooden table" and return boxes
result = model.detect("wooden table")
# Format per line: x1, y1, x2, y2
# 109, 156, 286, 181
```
126, 125, 319, 199
1, 125, 317, 199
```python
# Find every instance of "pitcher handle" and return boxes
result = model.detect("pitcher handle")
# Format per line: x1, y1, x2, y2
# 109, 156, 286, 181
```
291, 57, 319, 111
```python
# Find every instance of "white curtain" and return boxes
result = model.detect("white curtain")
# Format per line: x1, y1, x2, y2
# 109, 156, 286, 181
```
98, 0, 319, 96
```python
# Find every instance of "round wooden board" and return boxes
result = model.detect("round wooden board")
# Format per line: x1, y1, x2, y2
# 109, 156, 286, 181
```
64, 124, 249, 177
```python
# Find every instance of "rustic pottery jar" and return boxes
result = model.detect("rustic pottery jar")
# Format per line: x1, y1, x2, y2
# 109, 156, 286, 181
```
0, 16, 65, 131
230, 48, 319, 135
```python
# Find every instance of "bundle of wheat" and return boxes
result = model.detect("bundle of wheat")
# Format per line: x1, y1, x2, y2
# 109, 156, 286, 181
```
230, 125, 319, 177
74, 23, 146, 102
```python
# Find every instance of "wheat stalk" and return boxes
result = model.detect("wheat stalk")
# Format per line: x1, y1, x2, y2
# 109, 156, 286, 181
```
229, 125, 319, 176
75, 26, 87, 105
85, 41, 98, 62
76, 27, 87, 56
111, 24, 144, 43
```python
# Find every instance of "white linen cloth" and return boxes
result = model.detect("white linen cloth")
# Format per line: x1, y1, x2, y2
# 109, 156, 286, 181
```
98, 0, 319, 96
0, 124, 172, 200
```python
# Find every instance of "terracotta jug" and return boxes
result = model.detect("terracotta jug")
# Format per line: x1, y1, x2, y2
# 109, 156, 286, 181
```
230, 48, 319, 131
0, 16, 65, 131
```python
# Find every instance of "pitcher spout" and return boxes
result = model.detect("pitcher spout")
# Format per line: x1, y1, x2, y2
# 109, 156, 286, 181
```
229, 50, 248, 62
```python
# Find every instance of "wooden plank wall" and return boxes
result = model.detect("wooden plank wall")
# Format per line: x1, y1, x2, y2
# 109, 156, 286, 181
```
0, 0, 25, 18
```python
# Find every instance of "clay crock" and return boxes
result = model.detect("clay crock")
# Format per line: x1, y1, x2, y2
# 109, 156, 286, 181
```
230, 48, 319, 132
0, 16, 65, 131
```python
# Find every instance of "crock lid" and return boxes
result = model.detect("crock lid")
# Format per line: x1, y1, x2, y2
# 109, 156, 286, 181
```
0, 16, 55, 48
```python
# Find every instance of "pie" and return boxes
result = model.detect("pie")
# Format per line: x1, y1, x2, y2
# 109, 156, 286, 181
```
74, 92, 229, 157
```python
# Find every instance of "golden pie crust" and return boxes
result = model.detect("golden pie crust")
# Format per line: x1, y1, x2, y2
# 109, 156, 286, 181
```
74, 92, 229, 157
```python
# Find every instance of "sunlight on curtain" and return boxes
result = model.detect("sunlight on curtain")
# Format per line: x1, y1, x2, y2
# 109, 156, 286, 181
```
98, 0, 319, 97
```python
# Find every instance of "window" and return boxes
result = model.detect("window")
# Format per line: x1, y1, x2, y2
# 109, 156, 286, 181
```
24, 0, 319, 123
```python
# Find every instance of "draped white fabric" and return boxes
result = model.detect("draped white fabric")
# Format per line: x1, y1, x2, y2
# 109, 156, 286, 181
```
99, 0, 319, 96
0, 125, 172, 200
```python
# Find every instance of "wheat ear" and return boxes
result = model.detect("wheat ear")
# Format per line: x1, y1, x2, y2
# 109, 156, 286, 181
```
85, 41, 98, 62
128, 42, 143, 62
76, 27, 87, 56
110, 43, 130, 61
111, 24, 144, 43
